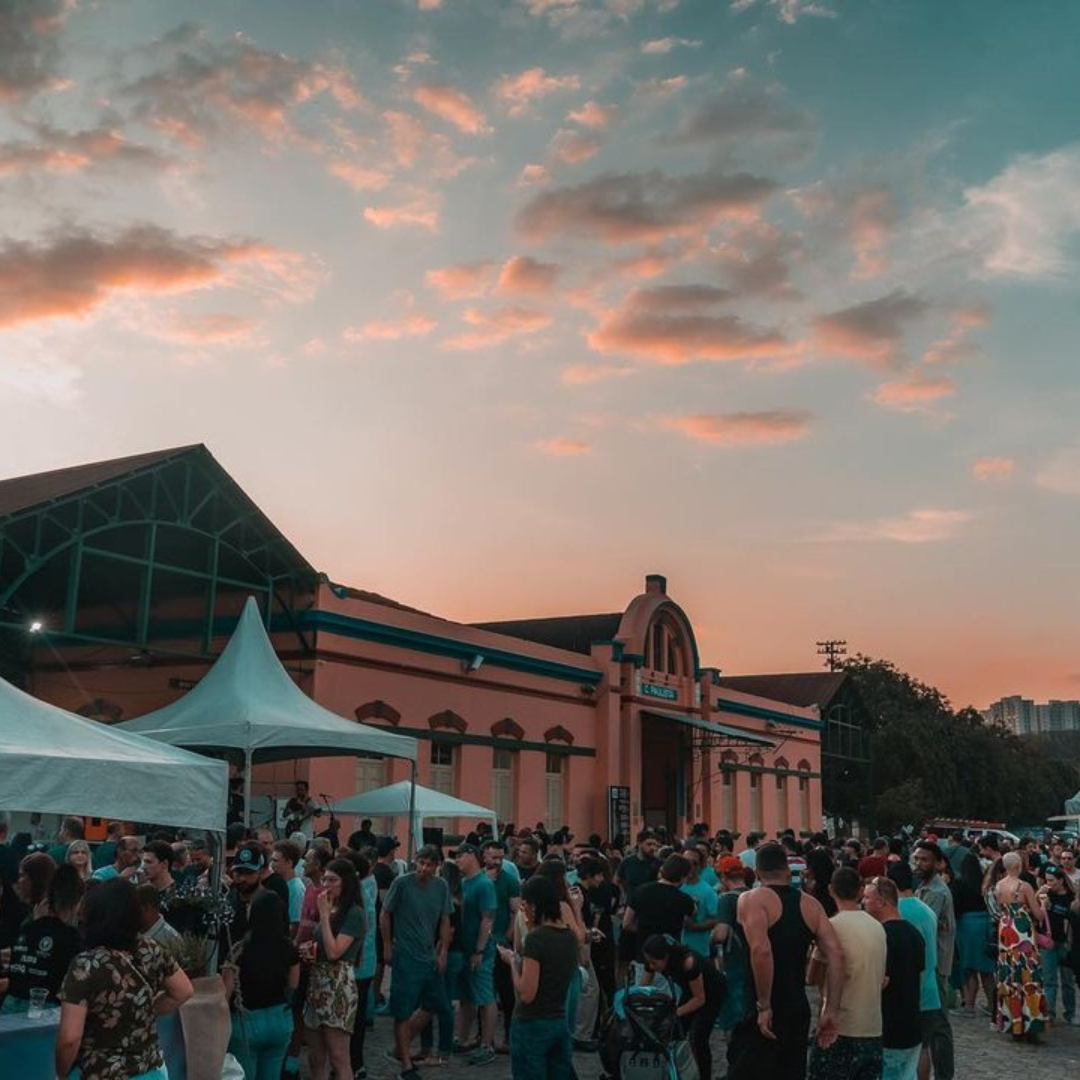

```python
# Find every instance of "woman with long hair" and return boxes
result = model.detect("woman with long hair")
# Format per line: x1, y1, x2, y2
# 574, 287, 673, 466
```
55, 878, 192, 1079
498, 875, 578, 1080
303, 857, 365, 1080
223, 891, 300, 1080
993, 851, 1049, 1039
641, 934, 726, 1080
0, 862, 83, 1012
67, 840, 94, 884
1037, 865, 1077, 1024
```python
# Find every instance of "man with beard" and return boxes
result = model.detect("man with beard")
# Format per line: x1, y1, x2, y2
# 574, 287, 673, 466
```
615, 829, 661, 977
225, 841, 273, 943
91, 835, 141, 882
912, 842, 956, 1012
513, 837, 541, 882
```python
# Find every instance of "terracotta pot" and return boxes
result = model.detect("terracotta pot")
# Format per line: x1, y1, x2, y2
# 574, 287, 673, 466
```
179, 973, 230, 1080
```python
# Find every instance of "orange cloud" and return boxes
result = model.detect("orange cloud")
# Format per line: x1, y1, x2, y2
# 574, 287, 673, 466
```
560, 363, 636, 385
849, 188, 898, 279
0, 0, 71, 102
0, 225, 280, 330
497, 256, 562, 295
814, 290, 929, 365
548, 129, 601, 165
0, 125, 166, 176
973, 457, 1015, 482
871, 371, 957, 413
443, 306, 551, 349
566, 101, 616, 130
426, 261, 497, 299
495, 68, 581, 114
363, 196, 440, 231
535, 437, 592, 456
517, 163, 549, 187
150, 311, 261, 345
344, 312, 437, 341
413, 84, 489, 135
517, 170, 776, 246
327, 160, 391, 191
588, 302, 794, 366
922, 303, 991, 364
820, 508, 972, 544
665, 410, 812, 446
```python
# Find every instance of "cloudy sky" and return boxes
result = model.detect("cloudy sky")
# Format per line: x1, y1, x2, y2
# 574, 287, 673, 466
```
2, 0, 1079, 710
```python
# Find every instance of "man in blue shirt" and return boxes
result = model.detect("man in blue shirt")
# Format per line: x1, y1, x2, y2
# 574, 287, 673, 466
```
681, 846, 719, 958
455, 844, 498, 1065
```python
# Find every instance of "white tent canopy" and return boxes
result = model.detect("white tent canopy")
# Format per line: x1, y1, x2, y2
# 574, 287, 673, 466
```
118, 597, 418, 822
330, 781, 497, 850
0, 675, 228, 831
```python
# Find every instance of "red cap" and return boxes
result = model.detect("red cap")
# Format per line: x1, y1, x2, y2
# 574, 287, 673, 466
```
717, 855, 745, 877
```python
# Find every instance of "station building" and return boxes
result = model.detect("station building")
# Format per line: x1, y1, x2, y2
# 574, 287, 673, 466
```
0, 445, 824, 839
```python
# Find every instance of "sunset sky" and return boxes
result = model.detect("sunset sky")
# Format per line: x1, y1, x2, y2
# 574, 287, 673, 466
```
2, 0, 1079, 711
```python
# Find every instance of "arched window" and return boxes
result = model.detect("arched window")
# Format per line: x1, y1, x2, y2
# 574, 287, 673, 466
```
646, 614, 688, 676
748, 754, 764, 832
774, 758, 789, 832
355, 700, 401, 725
798, 760, 812, 832
721, 751, 738, 831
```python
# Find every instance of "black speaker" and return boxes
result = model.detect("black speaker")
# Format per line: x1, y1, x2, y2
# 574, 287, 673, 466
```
422, 826, 444, 849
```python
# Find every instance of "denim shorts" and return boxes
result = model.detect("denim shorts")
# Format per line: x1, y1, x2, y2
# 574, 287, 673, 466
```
456, 952, 496, 1006
389, 956, 451, 1021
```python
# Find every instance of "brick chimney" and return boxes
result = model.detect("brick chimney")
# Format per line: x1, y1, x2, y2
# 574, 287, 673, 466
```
645, 573, 667, 595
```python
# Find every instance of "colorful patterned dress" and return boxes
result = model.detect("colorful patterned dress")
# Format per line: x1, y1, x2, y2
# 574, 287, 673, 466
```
995, 890, 1049, 1037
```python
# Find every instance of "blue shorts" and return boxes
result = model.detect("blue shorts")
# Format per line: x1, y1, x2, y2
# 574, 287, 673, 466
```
456, 952, 496, 1006
389, 956, 450, 1022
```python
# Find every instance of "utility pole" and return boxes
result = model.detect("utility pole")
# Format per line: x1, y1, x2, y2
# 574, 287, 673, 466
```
816, 639, 847, 671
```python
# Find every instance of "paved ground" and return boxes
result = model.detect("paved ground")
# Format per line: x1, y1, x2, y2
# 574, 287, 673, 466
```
346, 1005, 1080, 1080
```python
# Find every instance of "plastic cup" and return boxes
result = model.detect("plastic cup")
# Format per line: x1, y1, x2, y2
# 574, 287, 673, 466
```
28, 987, 48, 1019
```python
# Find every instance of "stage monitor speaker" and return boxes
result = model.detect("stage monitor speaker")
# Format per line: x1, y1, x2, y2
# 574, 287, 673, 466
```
422, 826, 444, 849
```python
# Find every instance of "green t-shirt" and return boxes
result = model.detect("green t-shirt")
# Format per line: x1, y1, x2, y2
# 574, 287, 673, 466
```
680, 879, 719, 958
491, 868, 522, 944
384, 873, 453, 963
517, 925, 580, 1021
461, 872, 498, 954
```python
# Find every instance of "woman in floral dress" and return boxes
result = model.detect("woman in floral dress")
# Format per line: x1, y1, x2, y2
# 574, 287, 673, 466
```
56, 877, 193, 1080
993, 851, 1049, 1039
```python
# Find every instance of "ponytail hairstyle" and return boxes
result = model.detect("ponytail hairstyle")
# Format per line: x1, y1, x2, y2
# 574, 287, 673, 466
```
521, 874, 561, 924
641, 933, 690, 974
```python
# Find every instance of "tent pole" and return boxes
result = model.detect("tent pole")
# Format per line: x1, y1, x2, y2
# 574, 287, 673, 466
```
243, 749, 253, 830
407, 757, 418, 862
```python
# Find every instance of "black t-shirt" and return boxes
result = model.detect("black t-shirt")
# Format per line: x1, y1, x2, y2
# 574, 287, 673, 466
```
630, 883, 695, 954
517, 925, 580, 1020
587, 881, 619, 939
348, 830, 377, 852
236, 936, 299, 1010
6, 915, 84, 1004
668, 950, 725, 1007
882, 920, 924, 1050
373, 863, 397, 894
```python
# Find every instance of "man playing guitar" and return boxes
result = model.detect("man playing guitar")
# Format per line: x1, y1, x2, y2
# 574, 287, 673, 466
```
283, 779, 321, 835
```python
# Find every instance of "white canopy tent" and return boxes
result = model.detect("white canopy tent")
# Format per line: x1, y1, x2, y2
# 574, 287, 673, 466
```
118, 597, 419, 833
330, 780, 497, 851
0, 675, 228, 831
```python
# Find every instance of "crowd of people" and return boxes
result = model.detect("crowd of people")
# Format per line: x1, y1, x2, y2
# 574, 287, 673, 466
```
2, 800, 1080, 1080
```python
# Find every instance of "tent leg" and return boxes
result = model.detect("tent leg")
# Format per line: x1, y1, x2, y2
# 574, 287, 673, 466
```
243, 749, 253, 830
407, 758, 418, 862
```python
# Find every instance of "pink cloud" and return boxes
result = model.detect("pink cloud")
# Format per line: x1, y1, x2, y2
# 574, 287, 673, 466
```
535, 437, 593, 456
418, 0, 444, 8
150, 311, 261, 345
0, 125, 166, 176
641, 37, 701, 54
849, 188, 898, 279
665, 410, 811, 446
426, 261, 497, 299
363, 196, 440, 231
922, 304, 991, 364
327, 160, 391, 191
560, 363, 635, 385
566, 101, 616, 130
626, 284, 733, 311
383, 110, 427, 168
548, 129, 601, 165
973, 457, 1015, 482
498, 256, 562, 295
413, 83, 489, 135
517, 163, 549, 187
588, 299, 794, 366
443, 306, 552, 349
0, 225, 288, 330
636, 76, 688, 97
871, 371, 957, 413
814, 290, 929, 365
517, 170, 776, 246
495, 68, 581, 115
0, 0, 72, 102
820, 508, 972, 545
344, 311, 437, 341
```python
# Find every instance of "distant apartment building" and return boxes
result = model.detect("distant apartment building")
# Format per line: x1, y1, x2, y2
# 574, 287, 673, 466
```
983, 695, 1080, 735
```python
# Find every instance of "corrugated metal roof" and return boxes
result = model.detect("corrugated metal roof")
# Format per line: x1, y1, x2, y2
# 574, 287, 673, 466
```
470, 613, 624, 655
717, 672, 848, 709
0, 445, 201, 520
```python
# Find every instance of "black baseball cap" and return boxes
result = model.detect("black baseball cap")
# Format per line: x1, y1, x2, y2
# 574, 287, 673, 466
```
377, 836, 400, 857
453, 843, 481, 859
233, 843, 265, 873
